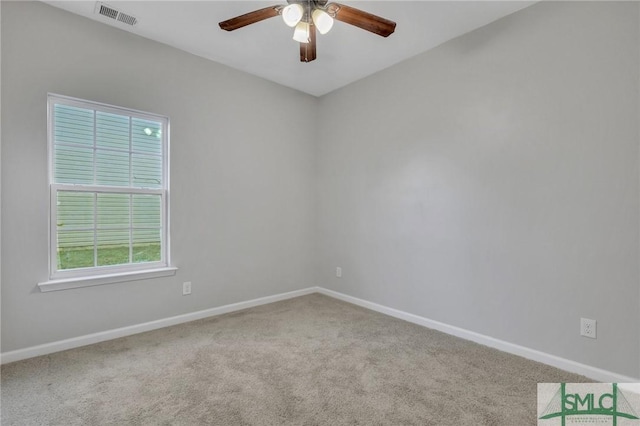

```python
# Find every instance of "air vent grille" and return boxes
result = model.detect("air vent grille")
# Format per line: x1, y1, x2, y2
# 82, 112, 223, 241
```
98, 4, 118, 20
117, 13, 137, 26
95, 2, 138, 26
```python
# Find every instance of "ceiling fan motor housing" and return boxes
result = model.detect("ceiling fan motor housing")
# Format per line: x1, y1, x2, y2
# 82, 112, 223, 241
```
287, 0, 329, 6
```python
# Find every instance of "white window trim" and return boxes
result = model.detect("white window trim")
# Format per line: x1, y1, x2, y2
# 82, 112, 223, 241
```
39, 94, 175, 292
38, 267, 178, 292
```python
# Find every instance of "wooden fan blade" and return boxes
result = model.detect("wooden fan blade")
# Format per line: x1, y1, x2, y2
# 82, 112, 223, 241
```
300, 24, 317, 62
326, 3, 396, 37
219, 6, 282, 31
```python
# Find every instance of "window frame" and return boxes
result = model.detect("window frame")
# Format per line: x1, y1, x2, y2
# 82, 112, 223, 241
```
42, 94, 174, 290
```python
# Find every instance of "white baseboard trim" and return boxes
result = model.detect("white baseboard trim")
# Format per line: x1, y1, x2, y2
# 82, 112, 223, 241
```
316, 287, 640, 383
3, 285, 638, 383
0, 287, 318, 365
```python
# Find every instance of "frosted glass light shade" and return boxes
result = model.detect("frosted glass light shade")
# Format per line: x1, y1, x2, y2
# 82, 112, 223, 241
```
282, 4, 303, 27
293, 21, 310, 43
312, 9, 333, 34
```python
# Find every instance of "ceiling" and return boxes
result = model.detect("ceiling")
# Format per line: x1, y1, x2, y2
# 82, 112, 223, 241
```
42, 1, 535, 97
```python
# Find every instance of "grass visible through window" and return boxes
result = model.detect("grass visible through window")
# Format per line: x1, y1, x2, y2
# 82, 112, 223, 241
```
57, 244, 161, 270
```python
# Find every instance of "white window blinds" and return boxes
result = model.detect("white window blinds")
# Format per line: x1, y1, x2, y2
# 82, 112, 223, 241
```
49, 94, 169, 279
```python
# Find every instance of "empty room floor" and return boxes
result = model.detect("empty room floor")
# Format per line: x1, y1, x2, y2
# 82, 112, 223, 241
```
1, 294, 588, 425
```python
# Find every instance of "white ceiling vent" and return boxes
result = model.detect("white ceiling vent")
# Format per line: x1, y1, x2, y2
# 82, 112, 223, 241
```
95, 2, 138, 26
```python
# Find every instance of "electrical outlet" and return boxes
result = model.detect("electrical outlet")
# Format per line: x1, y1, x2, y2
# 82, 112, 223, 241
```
336, 267, 342, 278
580, 318, 596, 339
182, 281, 192, 296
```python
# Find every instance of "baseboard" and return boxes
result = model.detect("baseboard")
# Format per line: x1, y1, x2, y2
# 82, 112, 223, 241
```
0, 286, 319, 365
316, 287, 640, 383
3, 285, 638, 383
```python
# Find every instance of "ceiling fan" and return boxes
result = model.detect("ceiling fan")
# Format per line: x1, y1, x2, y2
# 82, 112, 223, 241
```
219, 1, 396, 63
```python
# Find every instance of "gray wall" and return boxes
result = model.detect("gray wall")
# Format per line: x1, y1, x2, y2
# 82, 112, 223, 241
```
316, 1, 640, 378
1, 1, 317, 351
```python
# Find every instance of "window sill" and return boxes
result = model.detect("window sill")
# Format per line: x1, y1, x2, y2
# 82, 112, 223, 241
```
38, 267, 178, 292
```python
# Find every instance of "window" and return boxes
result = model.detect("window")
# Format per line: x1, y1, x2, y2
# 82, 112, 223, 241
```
41, 94, 174, 291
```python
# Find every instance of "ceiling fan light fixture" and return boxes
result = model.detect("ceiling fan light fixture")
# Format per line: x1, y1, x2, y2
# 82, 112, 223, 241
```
293, 21, 310, 43
311, 9, 333, 35
218, 2, 397, 62
282, 4, 303, 27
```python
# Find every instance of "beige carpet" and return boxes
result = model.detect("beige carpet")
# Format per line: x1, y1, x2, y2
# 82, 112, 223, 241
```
1, 293, 588, 425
